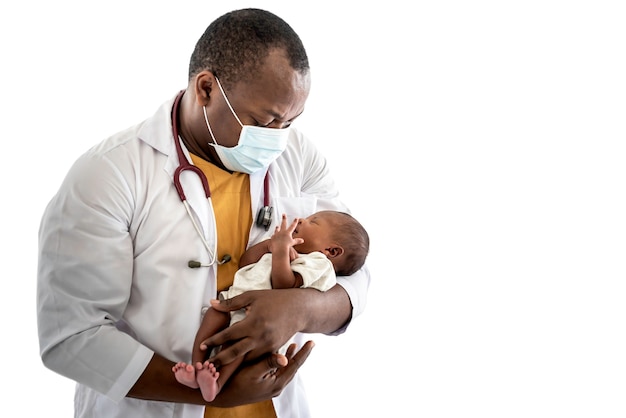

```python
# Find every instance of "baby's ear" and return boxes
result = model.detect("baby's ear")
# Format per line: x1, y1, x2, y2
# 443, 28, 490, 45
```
325, 246, 344, 259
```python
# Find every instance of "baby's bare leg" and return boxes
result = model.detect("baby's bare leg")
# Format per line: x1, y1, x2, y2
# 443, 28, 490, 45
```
173, 308, 230, 389
191, 308, 230, 366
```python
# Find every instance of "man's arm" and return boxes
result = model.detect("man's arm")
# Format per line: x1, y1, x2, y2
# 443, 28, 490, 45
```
204, 285, 351, 368
128, 342, 314, 407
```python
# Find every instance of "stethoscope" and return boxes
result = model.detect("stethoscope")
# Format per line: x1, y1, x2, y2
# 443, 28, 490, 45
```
171, 90, 273, 268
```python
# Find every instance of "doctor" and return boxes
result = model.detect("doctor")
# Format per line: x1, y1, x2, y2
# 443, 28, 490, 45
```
37, 8, 370, 418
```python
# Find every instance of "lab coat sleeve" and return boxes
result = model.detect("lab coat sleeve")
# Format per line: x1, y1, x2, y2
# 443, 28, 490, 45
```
37, 149, 153, 401
336, 265, 371, 320
297, 133, 371, 331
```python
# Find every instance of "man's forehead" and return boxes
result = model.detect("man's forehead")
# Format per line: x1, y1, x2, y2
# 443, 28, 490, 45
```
233, 71, 309, 119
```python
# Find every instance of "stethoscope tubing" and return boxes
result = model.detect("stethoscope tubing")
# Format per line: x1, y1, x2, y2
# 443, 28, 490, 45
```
170, 90, 272, 266
171, 90, 219, 265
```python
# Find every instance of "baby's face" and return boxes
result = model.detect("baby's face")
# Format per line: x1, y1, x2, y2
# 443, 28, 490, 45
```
292, 212, 335, 254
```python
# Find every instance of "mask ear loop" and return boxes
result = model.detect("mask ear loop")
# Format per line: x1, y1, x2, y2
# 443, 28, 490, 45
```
203, 105, 220, 146
214, 76, 244, 127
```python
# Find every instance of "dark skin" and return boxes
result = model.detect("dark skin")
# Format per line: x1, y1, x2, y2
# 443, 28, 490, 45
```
178, 48, 308, 169
130, 343, 312, 407
127, 49, 353, 406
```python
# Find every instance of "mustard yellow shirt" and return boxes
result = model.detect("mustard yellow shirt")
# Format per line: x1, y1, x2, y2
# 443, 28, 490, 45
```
190, 154, 277, 418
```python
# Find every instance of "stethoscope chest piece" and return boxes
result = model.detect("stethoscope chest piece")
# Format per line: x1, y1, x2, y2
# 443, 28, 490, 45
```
256, 206, 273, 230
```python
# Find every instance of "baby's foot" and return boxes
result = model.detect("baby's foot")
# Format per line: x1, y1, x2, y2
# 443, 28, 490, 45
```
197, 361, 220, 402
172, 362, 199, 389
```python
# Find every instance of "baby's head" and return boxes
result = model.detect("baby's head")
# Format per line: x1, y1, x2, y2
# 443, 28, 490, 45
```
292, 210, 370, 276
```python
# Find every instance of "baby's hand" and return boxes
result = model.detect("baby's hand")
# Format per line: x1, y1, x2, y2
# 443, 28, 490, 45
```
289, 247, 299, 262
270, 214, 304, 252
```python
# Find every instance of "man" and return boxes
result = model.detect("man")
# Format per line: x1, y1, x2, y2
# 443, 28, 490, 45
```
37, 8, 370, 418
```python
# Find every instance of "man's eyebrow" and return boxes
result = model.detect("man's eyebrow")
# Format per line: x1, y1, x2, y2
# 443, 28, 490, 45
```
266, 108, 305, 121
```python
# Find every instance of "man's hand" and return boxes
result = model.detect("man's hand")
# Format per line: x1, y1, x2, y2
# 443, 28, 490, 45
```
211, 341, 314, 407
205, 289, 306, 368
205, 285, 351, 369
128, 341, 314, 406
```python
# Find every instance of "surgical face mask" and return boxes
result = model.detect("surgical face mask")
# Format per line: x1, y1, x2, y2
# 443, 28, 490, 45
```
203, 77, 290, 174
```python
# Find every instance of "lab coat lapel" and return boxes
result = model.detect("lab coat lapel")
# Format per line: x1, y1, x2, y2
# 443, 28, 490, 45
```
174, 144, 212, 240
249, 168, 267, 221
247, 167, 270, 246
141, 93, 213, 242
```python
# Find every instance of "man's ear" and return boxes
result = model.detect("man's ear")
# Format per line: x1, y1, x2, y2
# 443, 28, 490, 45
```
325, 246, 344, 259
195, 71, 217, 106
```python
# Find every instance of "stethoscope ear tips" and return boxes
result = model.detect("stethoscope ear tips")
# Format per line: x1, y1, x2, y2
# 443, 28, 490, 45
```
256, 206, 273, 231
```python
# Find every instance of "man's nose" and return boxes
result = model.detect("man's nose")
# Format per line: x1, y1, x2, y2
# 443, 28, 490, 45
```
268, 121, 290, 129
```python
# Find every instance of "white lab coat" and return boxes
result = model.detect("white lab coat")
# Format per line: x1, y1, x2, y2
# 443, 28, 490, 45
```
37, 94, 370, 418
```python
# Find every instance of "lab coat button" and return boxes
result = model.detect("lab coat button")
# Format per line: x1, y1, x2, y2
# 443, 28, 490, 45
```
201, 306, 209, 316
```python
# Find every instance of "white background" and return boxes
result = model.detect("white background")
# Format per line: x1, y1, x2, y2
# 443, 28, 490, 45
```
1, 1, 625, 416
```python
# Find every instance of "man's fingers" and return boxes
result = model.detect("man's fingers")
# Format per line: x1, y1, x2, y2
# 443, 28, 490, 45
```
201, 325, 237, 350
208, 339, 254, 368
210, 293, 250, 313
273, 341, 315, 383
287, 340, 314, 367
258, 341, 315, 396
266, 353, 288, 370
265, 341, 314, 373
284, 343, 297, 358
201, 311, 256, 353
